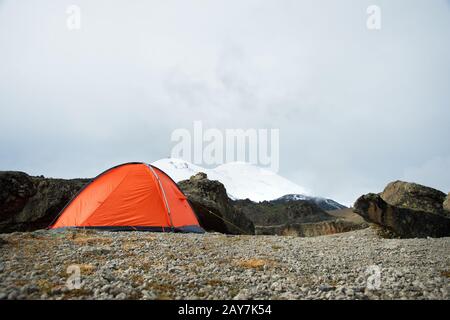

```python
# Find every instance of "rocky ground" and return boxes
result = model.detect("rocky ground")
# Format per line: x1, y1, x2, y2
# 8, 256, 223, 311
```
0, 227, 448, 300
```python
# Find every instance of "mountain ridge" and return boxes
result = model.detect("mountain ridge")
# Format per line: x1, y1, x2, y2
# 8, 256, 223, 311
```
152, 158, 346, 209
273, 194, 347, 211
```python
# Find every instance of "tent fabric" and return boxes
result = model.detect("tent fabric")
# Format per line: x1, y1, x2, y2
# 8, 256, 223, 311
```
50, 163, 204, 233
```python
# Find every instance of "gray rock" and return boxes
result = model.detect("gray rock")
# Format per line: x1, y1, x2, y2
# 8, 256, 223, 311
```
142, 290, 156, 300
345, 288, 355, 296
115, 293, 127, 299
178, 173, 254, 234
7, 290, 18, 300
319, 284, 334, 292
444, 193, 450, 213
233, 291, 249, 300
354, 193, 450, 238
0, 171, 89, 233
381, 181, 446, 215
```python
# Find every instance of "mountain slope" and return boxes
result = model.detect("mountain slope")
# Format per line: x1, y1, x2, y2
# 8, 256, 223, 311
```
233, 198, 335, 226
273, 194, 347, 211
152, 158, 308, 202
152, 158, 346, 210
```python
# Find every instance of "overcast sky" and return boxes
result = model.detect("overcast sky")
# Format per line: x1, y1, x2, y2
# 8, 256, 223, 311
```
1, 0, 449, 205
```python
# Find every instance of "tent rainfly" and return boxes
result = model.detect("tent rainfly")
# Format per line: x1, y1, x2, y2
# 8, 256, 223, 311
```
50, 162, 204, 233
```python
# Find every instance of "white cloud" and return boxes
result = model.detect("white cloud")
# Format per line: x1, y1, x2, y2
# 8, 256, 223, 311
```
0, 0, 450, 205
403, 156, 450, 193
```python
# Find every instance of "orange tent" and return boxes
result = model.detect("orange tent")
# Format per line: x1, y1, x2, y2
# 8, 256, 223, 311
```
50, 162, 204, 233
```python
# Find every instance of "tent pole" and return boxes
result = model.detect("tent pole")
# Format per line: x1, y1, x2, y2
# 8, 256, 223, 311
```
147, 164, 175, 231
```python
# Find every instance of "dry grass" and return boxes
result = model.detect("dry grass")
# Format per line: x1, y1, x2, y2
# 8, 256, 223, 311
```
440, 270, 450, 278
13, 279, 28, 287
120, 235, 154, 251
79, 264, 96, 275
72, 236, 113, 246
144, 281, 175, 299
281, 228, 298, 236
223, 235, 241, 241
121, 242, 137, 251
206, 279, 224, 286
129, 273, 144, 284
62, 229, 118, 246
62, 288, 93, 299
235, 258, 273, 270
130, 259, 153, 271
65, 229, 96, 239
36, 279, 53, 294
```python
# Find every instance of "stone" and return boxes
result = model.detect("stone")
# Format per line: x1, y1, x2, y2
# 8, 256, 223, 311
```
233, 291, 249, 300
319, 284, 334, 292
444, 193, 450, 212
0, 171, 89, 233
115, 293, 127, 299
141, 290, 156, 300
354, 193, 450, 238
178, 173, 254, 234
7, 290, 18, 300
381, 181, 447, 215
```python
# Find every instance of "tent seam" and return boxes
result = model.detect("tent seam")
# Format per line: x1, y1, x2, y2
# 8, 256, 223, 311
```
146, 165, 174, 229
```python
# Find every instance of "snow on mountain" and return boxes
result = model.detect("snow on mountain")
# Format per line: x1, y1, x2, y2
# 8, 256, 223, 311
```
274, 194, 347, 211
152, 158, 206, 182
152, 158, 309, 202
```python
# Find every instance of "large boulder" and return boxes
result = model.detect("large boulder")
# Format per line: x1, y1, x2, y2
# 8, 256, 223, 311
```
380, 180, 447, 215
177, 173, 255, 235
0, 172, 36, 221
0, 171, 89, 233
354, 189, 450, 238
444, 193, 450, 213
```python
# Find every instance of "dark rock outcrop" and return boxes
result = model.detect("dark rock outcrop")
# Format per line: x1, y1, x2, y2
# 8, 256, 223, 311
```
354, 189, 450, 238
178, 173, 255, 235
234, 198, 367, 236
234, 199, 335, 226
255, 219, 366, 237
0, 171, 89, 233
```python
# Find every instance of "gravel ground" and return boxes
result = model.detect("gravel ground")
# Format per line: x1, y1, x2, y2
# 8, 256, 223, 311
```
0, 227, 448, 300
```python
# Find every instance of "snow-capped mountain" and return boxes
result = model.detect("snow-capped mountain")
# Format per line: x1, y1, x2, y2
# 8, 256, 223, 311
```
152, 158, 346, 210
273, 194, 347, 211
152, 158, 309, 202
